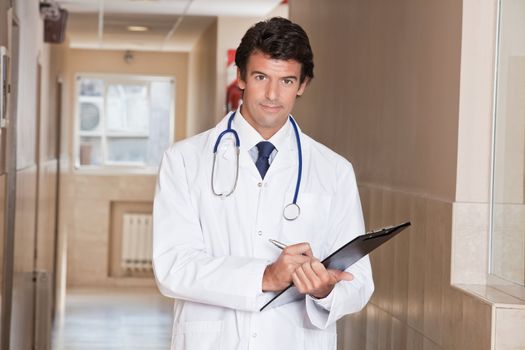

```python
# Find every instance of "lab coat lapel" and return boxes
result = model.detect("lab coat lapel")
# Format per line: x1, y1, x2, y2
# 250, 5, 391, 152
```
239, 150, 262, 180
264, 119, 301, 179
212, 126, 261, 181
237, 138, 295, 180
211, 111, 299, 181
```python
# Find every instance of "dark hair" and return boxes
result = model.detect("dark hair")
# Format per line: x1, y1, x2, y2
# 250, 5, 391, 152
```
235, 17, 314, 84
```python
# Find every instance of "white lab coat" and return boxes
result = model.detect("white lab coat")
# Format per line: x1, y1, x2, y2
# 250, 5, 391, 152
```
153, 110, 374, 350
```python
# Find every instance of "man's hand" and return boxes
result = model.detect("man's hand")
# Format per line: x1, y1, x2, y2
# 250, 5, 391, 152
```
262, 243, 313, 292
292, 259, 354, 299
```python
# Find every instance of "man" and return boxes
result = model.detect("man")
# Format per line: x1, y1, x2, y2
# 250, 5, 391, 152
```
153, 17, 374, 350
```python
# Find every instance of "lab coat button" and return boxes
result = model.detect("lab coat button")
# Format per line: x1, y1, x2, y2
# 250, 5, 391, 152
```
252, 333, 257, 338
257, 230, 263, 236
257, 182, 263, 187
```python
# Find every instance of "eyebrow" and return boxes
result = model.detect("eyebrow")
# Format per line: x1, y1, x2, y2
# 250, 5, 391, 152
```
250, 71, 298, 80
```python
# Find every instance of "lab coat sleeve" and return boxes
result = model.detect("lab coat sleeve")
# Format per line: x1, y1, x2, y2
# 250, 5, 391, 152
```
304, 160, 374, 329
152, 146, 268, 312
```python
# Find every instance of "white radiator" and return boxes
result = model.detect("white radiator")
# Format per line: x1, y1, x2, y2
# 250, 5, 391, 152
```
121, 213, 153, 271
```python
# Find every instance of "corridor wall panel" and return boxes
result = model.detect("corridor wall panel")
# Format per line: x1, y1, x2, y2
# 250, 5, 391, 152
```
289, 0, 495, 348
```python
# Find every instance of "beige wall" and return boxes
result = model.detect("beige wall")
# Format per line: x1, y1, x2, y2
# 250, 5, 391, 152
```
2, 0, 61, 348
187, 18, 218, 136
58, 49, 189, 288
292, 1, 460, 201
62, 174, 156, 287
289, 0, 498, 348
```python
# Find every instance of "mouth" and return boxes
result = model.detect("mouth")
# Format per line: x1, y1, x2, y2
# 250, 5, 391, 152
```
260, 104, 282, 113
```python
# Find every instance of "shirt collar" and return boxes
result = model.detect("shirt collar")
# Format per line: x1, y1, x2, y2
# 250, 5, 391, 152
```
233, 105, 292, 153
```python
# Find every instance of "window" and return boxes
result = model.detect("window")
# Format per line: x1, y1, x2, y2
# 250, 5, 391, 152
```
491, 0, 525, 286
75, 74, 174, 170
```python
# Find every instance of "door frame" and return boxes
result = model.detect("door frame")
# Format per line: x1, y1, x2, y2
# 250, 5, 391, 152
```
1, 6, 19, 350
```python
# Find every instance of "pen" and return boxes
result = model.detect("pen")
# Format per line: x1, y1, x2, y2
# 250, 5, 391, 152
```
268, 238, 311, 257
268, 238, 287, 250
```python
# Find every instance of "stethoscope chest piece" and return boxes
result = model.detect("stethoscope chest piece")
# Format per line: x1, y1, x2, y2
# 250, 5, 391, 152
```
283, 203, 300, 221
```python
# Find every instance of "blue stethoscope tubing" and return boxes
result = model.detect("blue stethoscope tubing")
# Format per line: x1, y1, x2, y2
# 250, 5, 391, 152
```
211, 111, 302, 221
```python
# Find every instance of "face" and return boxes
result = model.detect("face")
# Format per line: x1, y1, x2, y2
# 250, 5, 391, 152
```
237, 51, 309, 139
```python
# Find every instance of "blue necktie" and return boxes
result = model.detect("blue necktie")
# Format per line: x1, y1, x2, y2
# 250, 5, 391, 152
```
255, 141, 275, 179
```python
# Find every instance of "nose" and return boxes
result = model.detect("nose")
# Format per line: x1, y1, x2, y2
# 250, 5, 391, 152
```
265, 80, 278, 101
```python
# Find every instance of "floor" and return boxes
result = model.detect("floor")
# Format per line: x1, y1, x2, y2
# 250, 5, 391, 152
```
52, 287, 173, 350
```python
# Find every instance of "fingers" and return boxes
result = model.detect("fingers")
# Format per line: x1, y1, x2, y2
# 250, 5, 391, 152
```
270, 240, 355, 295
266, 243, 313, 291
302, 259, 325, 287
293, 259, 325, 294
294, 264, 355, 296
294, 265, 314, 291
284, 242, 313, 257
310, 259, 328, 277
328, 269, 354, 282
340, 271, 354, 281
291, 271, 304, 292
281, 252, 310, 269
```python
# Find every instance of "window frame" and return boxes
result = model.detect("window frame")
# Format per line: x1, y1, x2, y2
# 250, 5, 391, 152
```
488, 0, 525, 292
73, 73, 175, 174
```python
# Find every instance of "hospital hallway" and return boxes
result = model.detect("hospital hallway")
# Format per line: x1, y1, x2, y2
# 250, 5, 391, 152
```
51, 288, 173, 349
1, 0, 525, 349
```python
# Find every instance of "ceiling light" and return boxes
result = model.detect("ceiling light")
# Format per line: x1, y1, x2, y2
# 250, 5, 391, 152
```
127, 26, 149, 32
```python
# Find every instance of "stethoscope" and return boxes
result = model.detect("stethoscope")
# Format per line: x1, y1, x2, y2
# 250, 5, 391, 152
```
211, 111, 303, 221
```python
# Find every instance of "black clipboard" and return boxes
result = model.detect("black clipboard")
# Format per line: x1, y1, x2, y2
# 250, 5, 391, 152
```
260, 221, 411, 311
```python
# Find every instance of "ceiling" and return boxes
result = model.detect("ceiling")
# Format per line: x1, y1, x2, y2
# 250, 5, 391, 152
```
55, 0, 284, 51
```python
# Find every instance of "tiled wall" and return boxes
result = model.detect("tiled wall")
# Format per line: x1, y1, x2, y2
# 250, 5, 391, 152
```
495, 307, 525, 349
451, 203, 489, 285
492, 204, 525, 284
337, 186, 493, 349
63, 173, 156, 287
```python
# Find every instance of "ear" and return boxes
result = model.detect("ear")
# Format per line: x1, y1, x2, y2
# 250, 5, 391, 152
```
237, 68, 246, 90
296, 77, 310, 97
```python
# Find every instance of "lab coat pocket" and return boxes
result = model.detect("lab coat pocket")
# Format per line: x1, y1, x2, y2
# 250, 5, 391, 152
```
171, 320, 223, 350
301, 327, 337, 350
281, 192, 331, 254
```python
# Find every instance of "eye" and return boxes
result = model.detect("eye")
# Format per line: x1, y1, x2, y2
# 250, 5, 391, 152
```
254, 74, 266, 81
282, 78, 295, 85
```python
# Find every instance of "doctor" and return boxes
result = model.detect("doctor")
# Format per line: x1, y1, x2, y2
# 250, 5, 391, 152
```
153, 17, 374, 350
